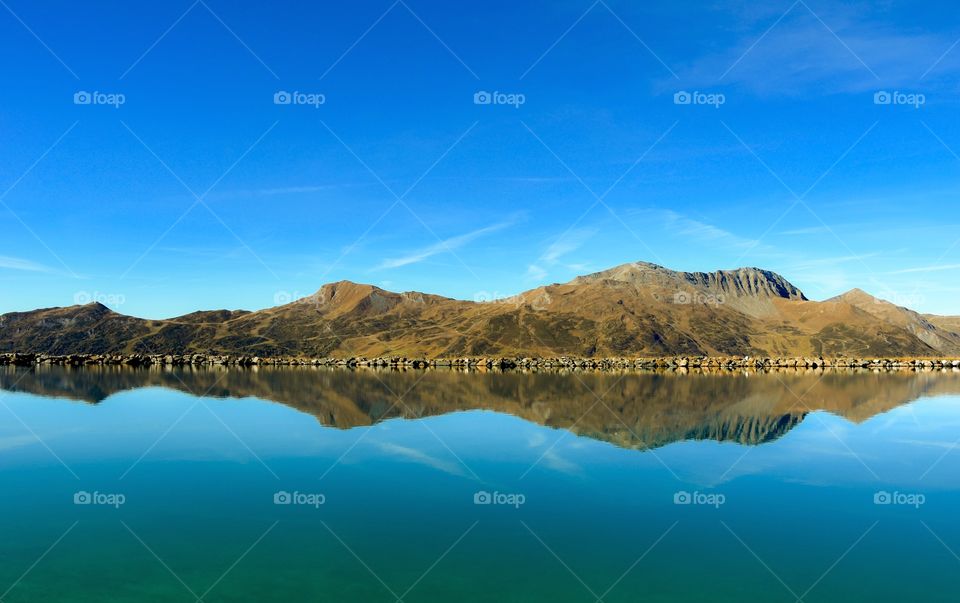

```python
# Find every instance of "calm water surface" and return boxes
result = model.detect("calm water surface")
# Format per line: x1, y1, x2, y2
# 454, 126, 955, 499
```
0, 366, 959, 602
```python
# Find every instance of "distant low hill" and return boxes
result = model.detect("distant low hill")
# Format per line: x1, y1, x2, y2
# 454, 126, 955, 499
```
2, 261, 959, 358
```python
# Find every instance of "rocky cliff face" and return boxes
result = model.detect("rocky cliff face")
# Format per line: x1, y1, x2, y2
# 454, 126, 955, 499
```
570, 262, 807, 319
574, 262, 806, 302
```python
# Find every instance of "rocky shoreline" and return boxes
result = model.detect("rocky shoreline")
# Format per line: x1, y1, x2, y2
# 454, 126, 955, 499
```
2, 352, 960, 371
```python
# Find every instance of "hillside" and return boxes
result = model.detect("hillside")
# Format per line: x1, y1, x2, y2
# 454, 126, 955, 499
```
1, 261, 959, 358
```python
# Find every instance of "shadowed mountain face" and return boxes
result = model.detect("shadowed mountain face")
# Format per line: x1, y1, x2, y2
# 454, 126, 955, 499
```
3, 365, 959, 450
2, 262, 959, 357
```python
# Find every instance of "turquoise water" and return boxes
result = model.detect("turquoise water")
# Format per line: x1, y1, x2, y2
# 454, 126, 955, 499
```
1, 367, 959, 601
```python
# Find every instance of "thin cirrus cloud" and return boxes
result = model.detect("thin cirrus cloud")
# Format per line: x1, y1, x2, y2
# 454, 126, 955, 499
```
887, 263, 960, 275
780, 225, 832, 236
0, 255, 55, 273
633, 208, 762, 251
671, 4, 960, 96
541, 229, 597, 263
375, 442, 467, 477
526, 227, 598, 281
208, 184, 353, 201
378, 219, 517, 270
786, 252, 881, 270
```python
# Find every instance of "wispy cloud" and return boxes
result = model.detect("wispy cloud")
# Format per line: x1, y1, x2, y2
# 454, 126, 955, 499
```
788, 252, 881, 270
673, 3, 960, 96
541, 447, 582, 475
379, 219, 516, 270
256, 185, 342, 195
672, 216, 754, 247
634, 208, 762, 251
208, 184, 353, 201
157, 246, 248, 260
0, 434, 45, 452
780, 225, 832, 236
542, 229, 595, 262
526, 264, 548, 280
377, 442, 467, 477
526, 227, 597, 281
782, 253, 884, 296
0, 255, 55, 273
886, 263, 960, 275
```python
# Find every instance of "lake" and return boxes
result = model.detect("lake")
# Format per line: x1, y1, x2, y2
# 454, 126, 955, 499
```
0, 366, 958, 602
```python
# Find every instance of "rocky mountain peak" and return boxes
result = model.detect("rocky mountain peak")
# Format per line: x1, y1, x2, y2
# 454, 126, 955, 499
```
573, 261, 807, 301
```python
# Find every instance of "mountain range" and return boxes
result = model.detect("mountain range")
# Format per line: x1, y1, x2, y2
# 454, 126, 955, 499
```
2, 261, 959, 358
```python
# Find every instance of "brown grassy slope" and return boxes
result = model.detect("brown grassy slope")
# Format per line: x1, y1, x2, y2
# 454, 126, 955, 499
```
925, 314, 960, 335
827, 289, 960, 354
1, 262, 958, 357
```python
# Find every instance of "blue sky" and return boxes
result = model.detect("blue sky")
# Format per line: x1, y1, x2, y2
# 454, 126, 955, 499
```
1, 0, 960, 318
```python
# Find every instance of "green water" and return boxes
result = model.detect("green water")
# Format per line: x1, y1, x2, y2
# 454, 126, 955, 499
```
1, 366, 959, 601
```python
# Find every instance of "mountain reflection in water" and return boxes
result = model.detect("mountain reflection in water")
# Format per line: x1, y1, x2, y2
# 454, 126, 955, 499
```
2, 365, 958, 450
